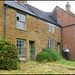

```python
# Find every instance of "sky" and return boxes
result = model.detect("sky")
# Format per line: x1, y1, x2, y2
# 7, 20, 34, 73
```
27, 1, 75, 14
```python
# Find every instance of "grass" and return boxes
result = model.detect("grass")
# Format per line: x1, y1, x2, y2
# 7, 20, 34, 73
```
0, 60, 75, 74
52, 59, 75, 67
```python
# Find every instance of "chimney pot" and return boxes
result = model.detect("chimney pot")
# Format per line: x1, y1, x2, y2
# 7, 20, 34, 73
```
66, 2, 71, 11
16, 0, 27, 4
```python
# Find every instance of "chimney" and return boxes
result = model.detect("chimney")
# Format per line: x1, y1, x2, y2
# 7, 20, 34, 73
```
66, 2, 71, 11
16, 0, 27, 4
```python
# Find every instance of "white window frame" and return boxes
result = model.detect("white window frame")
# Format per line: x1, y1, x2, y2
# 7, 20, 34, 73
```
16, 12, 26, 30
16, 39, 26, 56
48, 23, 55, 33
48, 38, 55, 50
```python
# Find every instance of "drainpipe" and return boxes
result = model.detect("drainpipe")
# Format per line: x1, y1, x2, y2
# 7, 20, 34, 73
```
61, 26, 63, 55
4, 5, 8, 39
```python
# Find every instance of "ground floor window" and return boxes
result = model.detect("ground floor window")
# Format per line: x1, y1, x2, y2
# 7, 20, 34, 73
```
16, 39, 26, 56
48, 38, 54, 50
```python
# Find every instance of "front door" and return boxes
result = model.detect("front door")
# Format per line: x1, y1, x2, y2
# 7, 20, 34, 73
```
29, 41, 35, 61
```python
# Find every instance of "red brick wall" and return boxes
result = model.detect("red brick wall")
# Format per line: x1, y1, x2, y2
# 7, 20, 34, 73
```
57, 7, 75, 26
57, 7, 75, 59
62, 26, 75, 59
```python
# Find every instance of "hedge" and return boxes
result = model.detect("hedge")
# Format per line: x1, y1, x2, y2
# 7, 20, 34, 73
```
0, 39, 19, 70
36, 48, 63, 62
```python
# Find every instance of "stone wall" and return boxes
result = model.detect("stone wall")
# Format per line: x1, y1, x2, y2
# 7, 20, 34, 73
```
0, 1, 5, 38
0, 2, 61, 59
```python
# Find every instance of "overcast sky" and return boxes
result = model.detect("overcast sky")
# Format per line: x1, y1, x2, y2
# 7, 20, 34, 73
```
27, 1, 75, 14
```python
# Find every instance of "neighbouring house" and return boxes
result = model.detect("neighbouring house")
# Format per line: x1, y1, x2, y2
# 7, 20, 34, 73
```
0, 1, 75, 60
57, 2, 75, 59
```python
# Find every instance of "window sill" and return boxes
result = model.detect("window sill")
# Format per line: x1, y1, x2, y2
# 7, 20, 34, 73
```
49, 32, 55, 34
19, 55, 26, 57
15, 28, 28, 32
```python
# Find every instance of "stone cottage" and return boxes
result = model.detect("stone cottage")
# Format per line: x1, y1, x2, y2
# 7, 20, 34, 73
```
0, 1, 75, 60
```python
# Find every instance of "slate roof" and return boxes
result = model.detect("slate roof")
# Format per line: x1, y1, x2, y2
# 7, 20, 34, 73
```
65, 10, 75, 17
4, 1, 61, 27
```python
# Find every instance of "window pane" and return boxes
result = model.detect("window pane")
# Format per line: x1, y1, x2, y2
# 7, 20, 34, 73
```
48, 39, 54, 50
21, 22, 24, 29
21, 41, 25, 47
18, 48, 21, 54
16, 21, 21, 28
50, 26, 52, 32
48, 25, 50, 32
21, 48, 25, 56
48, 23, 55, 33
16, 12, 26, 30
18, 39, 20, 43
17, 21, 25, 30
52, 26, 55, 33
16, 39, 25, 56
17, 13, 20, 17
19, 14, 25, 22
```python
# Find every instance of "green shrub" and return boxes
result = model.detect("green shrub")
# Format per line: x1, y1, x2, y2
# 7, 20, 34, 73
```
36, 48, 63, 62
0, 39, 19, 70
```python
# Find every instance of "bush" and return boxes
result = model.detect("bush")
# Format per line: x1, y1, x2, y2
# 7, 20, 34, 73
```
36, 48, 63, 62
0, 39, 19, 70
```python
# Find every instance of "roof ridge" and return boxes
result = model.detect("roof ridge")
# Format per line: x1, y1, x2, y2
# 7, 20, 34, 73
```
26, 3, 46, 12
24, 3, 38, 16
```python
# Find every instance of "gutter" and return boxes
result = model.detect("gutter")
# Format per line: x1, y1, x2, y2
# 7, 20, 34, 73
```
4, 5, 8, 39
62, 24, 75, 28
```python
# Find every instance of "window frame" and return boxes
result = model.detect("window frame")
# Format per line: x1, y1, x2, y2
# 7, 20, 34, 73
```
16, 11, 26, 30
48, 38, 55, 50
48, 23, 55, 33
16, 39, 26, 56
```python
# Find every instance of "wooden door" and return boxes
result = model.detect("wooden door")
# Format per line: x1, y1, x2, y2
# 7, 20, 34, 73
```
29, 41, 35, 61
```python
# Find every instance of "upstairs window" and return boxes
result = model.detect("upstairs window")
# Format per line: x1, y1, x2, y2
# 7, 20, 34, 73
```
48, 23, 55, 33
48, 38, 54, 50
16, 12, 26, 30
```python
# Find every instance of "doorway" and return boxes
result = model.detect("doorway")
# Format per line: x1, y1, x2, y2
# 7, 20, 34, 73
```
29, 41, 35, 61
57, 42, 61, 53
